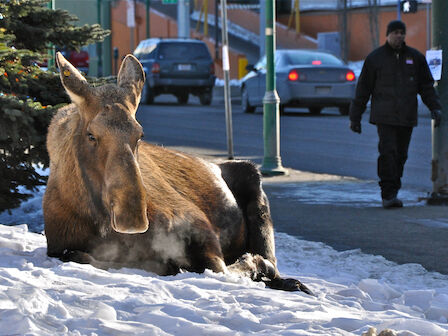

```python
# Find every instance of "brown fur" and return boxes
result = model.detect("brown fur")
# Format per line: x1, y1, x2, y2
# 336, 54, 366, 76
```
43, 52, 312, 294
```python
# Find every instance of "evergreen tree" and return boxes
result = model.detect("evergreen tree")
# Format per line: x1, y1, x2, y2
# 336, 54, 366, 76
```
0, 0, 110, 212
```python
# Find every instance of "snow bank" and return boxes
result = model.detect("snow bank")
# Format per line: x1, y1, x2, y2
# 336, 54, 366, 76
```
0, 224, 447, 335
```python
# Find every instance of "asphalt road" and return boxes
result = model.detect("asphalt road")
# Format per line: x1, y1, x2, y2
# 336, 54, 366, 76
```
136, 93, 434, 193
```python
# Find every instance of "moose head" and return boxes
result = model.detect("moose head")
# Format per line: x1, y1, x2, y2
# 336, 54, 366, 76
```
55, 52, 149, 234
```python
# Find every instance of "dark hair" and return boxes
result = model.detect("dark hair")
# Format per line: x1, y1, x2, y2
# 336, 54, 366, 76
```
386, 20, 406, 36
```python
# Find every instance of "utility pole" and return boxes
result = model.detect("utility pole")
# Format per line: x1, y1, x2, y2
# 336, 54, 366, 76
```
47, 0, 55, 69
215, 0, 219, 60
429, 0, 448, 204
340, 0, 348, 62
220, 0, 234, 159
260, 0, 286, 175
146, 0, 151, 38
178, 0, 190, 38
96, 0, 103, 76
259, 0, 265, 58
128, 0, 136, 52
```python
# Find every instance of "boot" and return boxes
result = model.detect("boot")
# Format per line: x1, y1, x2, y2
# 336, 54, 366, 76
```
382, 197, 403, 209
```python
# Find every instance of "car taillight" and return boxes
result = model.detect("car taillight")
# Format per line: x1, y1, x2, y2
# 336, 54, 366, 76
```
210, 63, 215, 75
312, 60, 322, 65
346, 70, 355, 81
151, 63, 160, 74
288, 69, 299, 81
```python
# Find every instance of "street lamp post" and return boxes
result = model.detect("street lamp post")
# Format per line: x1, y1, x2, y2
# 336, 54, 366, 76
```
220, 0, 234, 159
428, 0, 448, 204
97, 0, 103, 76
47, 0, 55, 69
146, 0, 151, 38
260, 0, 286, 176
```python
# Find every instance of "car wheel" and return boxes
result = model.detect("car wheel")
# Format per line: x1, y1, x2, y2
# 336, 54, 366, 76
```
140, 81, 154, 105
241, 86, 255, 113
309, 107, 322, 115
176, 92, 189, 105
199, 92, 212, 105
339, 105, 350, 116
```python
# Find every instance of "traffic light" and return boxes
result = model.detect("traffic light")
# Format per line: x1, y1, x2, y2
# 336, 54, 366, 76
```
401, 0, 418, 13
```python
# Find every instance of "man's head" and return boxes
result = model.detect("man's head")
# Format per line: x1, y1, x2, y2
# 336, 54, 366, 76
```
386, 20, 406, 50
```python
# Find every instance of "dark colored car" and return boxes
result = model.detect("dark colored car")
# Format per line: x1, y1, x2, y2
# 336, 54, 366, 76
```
241, 49, 356, 115
134, 38, 216, 105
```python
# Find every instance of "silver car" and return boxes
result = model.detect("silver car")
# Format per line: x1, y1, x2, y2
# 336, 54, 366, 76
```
241, 49, 356, 115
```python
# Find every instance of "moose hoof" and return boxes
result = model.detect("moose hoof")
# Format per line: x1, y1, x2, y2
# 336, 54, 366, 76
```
266, 277, 314, 295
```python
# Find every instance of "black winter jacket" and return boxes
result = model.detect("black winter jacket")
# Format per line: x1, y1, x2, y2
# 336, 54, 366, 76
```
350, 42, 441, 127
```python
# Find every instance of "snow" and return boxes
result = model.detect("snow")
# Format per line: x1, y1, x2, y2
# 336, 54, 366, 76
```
1, 189, 448, 335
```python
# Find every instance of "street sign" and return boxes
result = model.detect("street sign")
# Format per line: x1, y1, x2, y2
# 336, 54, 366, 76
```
162, 0, 177, 4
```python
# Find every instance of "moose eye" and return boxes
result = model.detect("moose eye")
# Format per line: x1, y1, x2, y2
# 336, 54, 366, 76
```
140, 133, 145, 141
88, 133, 96, 142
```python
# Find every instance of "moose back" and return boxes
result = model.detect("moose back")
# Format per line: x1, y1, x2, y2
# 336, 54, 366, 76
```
42, 52, 311, 293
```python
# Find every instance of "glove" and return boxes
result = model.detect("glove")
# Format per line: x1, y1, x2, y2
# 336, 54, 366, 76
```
431, 110, 442, 128
350, 121, 361, 134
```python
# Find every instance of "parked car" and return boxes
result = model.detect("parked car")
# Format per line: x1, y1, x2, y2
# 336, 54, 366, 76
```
241, 49, 356, 115
37, 48, 89, 74
134, 38, 216, 105
65, 49, 89, 74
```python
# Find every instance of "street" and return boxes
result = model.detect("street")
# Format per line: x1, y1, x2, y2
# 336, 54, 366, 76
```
136, 92, 434, 193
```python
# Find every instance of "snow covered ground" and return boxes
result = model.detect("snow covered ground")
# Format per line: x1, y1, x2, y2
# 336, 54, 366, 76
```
1, 190, 448, 335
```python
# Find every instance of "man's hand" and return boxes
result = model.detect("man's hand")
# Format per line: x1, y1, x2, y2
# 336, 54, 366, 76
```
431, 110, 442, 128
350, 121, 361, 134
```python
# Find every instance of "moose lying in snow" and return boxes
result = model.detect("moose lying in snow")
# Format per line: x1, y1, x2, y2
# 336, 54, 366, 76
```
43, 52, 312, 294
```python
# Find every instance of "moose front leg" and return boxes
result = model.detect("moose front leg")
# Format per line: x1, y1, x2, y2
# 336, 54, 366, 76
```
227, 253, 314, 295
227, 253, 277, 281
187, 226, 277, 283
59, 249, 133, 271
59, 249, 180, 275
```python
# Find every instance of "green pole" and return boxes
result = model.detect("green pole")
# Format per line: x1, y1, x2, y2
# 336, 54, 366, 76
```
260, 0, 286, 176
146, 0, 151, 38
102, 0, 112, 76
47, 0, 55, 69
429, 0, 448, 204
97, 0, 103, 76
220, 0, 234, 159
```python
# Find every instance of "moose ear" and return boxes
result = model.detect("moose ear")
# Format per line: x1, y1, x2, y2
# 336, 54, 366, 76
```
56, 52, 91, 107
117, 55, 145, 109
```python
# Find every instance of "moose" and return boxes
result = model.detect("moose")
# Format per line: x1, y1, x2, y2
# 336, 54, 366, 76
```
43, 52, 312, 294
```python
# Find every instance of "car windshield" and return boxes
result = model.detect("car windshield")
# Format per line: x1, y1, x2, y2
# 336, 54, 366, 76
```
284, 51, 344, 66
158, 43, 211, 61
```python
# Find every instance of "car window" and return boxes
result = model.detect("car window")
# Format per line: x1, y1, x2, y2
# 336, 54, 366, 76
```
158, 43, 211, 61
253, 54, 282, 70
285, 51, 344, 66
134, 43, 157, 60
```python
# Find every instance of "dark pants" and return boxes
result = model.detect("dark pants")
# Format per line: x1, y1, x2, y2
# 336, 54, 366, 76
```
376, 124, 413, 200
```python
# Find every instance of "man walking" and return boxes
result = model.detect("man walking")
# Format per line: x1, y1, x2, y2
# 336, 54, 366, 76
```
349, 20, 442, 208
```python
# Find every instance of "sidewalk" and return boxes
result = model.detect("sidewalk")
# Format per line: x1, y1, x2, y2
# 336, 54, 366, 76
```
263, 169, 448, 275
171, 145, 448, 275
